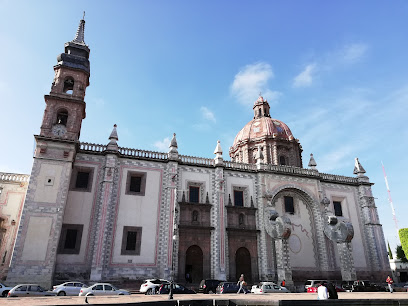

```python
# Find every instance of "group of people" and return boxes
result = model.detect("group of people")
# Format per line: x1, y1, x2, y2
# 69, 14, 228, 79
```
317, 282, 338, 300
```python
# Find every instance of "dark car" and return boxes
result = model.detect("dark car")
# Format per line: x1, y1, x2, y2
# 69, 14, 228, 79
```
216, 282, 241, 294
199, 279, 224, 294
158, 283, 196, 294
351, 280, 385, 292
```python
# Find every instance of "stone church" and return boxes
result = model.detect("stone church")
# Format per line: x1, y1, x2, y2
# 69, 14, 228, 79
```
3, 18, 390, 289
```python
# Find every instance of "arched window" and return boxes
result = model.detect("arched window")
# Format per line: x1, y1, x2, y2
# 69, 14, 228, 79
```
56, 109, 68, 126
258, 108, 262, 117
192, 210, 199, 222
63, 77, 74, 94
238, 213, 245, 226
279, 156, 286, 166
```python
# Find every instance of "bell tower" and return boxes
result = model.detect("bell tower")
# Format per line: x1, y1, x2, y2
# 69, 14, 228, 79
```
40, 17, 90, 141
6, 17, 90, 288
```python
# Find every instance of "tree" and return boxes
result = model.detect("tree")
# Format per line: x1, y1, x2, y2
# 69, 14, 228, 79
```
388, 241, 393, 259
396, 245, 408, 263
399, 228, 408, 259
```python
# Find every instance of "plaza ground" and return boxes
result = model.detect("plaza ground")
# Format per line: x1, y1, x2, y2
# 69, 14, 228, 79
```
1, 292, 408, 305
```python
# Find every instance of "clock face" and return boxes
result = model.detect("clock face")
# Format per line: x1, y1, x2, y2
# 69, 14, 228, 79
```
52, 124, 67, 136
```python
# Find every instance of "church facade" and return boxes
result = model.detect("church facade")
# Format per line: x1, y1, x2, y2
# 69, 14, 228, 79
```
4, 19, 390, 289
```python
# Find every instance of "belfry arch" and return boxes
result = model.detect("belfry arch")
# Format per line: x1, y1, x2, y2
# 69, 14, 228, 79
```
267, 184, 329, 279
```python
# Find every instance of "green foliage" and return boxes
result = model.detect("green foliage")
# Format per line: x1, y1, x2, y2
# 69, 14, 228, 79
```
399, 228, 408, 259
396, 245, 408, 262
388, 241, 393, 259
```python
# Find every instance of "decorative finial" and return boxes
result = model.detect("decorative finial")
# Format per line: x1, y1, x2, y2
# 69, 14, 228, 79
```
353, 157, 366, 176
106, 124, 119, 152
83, 11, 85, 20
72, 17, 86, 45
168, 133, 179, 160
308, 153, 317, 170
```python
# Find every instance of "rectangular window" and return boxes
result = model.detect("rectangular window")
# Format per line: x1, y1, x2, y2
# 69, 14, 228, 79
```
126, 171, 147, 196
284, 196, 294, 214
75, 171, 90, 189
234, 190, 244, 207
70, 166, 93, 192
333, 201, 343, 217
121, 226, 142, 255
189, 186, 199, 203
58, 224, 83, 254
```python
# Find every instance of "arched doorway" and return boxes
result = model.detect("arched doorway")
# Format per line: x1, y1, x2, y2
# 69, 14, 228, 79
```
235, 247, 252, 283
185, 245, 203, 283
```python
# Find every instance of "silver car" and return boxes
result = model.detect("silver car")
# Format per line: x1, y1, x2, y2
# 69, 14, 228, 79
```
251, 282, 290, 294
0, 283, 13, 297
8, 284, 57, 297
78, 283, 130, 296
52, 281, 88, 296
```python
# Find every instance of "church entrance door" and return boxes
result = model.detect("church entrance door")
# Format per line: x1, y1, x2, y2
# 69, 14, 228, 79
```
235, 247, 252, 283
185, 245, 203, 284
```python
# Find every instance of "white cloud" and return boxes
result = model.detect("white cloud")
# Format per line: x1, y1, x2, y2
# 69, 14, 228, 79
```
293, 64, 316, 88
231, 62, 280, 105
340, 43, 368, 63
153, 137, 170, 151
200, 106, 216, 123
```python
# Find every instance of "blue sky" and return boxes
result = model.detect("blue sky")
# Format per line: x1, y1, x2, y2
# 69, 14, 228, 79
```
1, 1, 407, 252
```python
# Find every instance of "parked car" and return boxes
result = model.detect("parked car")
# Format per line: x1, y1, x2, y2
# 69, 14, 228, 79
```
0, 283, 13, 297
8, 284, 57, 297
139, 279, 169, 295
158, 283, 196, 294
216, 282, 243, 294
198, 279, 224, 294
251, 282, 289, 294
52, 281, 88, 296
341, 280, 354, 291
78, 283, 130, 296
304, 280, 328, 292
307, 282, 344, 293
350, 280, 385, 292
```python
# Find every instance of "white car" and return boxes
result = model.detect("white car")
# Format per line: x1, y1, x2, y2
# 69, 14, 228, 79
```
251, 282, 290, 294
52, 281, 88, 296
0, 283, 13, 297
78, 283, 130, 296
139, 279, 169, 294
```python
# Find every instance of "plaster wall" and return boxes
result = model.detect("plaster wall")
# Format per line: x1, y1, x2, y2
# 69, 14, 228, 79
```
180, 170, 211, 202
111, 167, 162, 264
56, 163, 99, 265
21, 216, 53, 261
33, 163, 63, 203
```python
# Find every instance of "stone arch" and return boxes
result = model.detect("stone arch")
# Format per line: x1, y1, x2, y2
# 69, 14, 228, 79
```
267, 184, 327, 273
56, 108, 69, 126
235, 247, 252, 283
63, 76, 75, 94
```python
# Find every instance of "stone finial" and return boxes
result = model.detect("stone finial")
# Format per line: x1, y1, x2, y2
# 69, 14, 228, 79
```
168, 133, 179, 160
308, 153, 317, 170
353, 157, 366, 176
214, 140, 223, 165
228, 194, 232, 206
181, 191, 186, 203
106, 124, 119, 152
72, 16, 86, 45
206, 192, 210, 204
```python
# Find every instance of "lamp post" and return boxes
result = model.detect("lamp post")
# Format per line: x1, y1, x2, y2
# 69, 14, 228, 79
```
169, 231, 177, 299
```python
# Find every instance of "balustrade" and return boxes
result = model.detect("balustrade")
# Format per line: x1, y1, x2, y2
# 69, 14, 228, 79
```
0, 172, 30, 182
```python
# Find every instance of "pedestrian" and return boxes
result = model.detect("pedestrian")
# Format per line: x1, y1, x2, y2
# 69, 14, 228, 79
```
185, 272, 191, 284
237, 274, 247, 294
317, 282, 329, 300
386, 275, 394, 293
326, 282, 338, 299
281, 280, 286, 287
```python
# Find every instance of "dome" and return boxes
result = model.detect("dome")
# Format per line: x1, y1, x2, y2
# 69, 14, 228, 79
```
232, 117, 295, 149
229, 95, 302, 167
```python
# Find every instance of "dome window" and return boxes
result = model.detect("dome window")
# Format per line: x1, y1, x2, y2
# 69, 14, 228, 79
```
63, 77, 74, 94
279, 156, 287, 166
56, 109, 68, 126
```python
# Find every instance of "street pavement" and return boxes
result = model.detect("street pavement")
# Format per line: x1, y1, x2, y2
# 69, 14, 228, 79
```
1, 292, 408, 305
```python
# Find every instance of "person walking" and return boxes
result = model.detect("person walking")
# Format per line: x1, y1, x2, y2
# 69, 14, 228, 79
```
317, 282, 329, 300
237, 274, 247, 294
281, 280, 286, 287
386, 275, 394, 293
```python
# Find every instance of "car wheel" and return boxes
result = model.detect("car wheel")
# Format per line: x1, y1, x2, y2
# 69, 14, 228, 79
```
86, 293, 94, 296
146, 288, 153, 295
57, 291, 66, 296
2, 291, 9, 297
208, 290, 214, 294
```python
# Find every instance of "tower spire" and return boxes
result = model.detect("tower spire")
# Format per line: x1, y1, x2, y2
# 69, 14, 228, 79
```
72, 13, 86, 45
